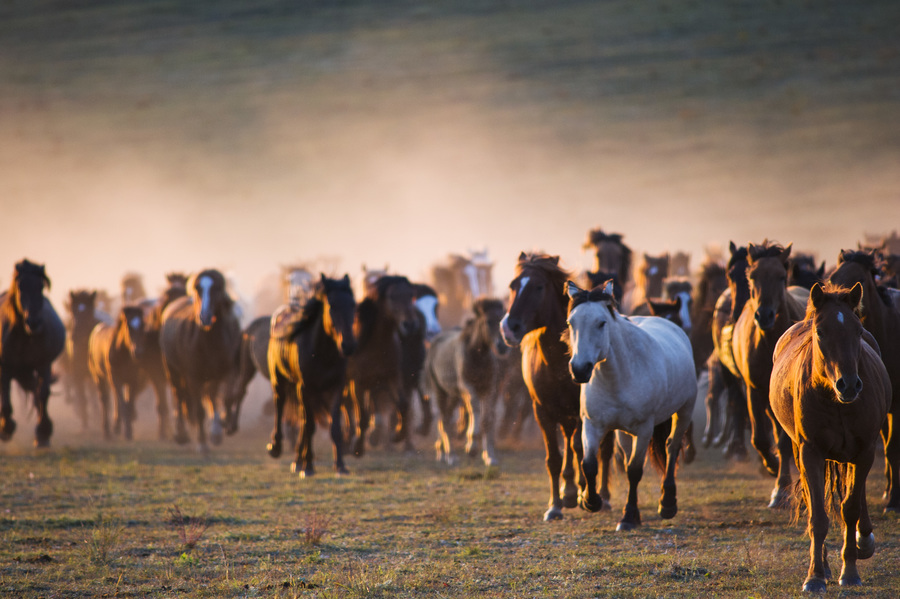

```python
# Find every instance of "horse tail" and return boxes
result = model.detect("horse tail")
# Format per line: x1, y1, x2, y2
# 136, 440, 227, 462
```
647, 418, 672, 476
790, 460, 846, 527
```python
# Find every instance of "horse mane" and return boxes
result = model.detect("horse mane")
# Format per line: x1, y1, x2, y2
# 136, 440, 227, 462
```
567, 284, 618, 313
747, 240, 788, 262
837, 249, 879, 276
413, 283, 437, 299
803, 282, 860, 322
726, 245, 749, 269
462, 298, 503, 350
515, 253, 571, 289
695, 261, 726, 308
355, 297, 378, 349
371, 274, 411, 299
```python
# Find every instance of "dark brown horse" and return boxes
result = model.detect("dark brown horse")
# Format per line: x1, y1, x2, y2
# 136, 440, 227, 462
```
732, 241, 807, 508
0, 259, 66, 447
829, 249, 900, 511
136, 272, 188, 440
88, 306, 148, 440
346, 275, 419, 453
632, 252, 670, 308
690, 261, 728, 375
770, 282, 890, 592
500, 252, 611, 521
224, 315, 271, 435
266, 275, 357, 476
62, 289, 105, 430
160, 269, 241, 452
424, 297, 508, 467
583, 229, 632, 290
705, 243, 752, 456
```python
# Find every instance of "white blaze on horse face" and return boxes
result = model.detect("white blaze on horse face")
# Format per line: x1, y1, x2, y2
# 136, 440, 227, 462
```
463, 263, 481, 299
77, 303, 86, 312
675, 291, 692, 332
198, 275, 214, 321
837, 311, 845, 325
415, 295, 441, 337
129, 316, 142, 330
518, 276, 531, 294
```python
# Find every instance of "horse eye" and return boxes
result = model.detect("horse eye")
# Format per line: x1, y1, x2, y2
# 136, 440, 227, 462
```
597, 321, 606, 329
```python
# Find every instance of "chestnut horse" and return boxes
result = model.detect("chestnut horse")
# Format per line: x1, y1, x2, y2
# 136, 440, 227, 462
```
770, 282, 890, 592
732, 241, 807, 508
63, 289, 104, 430
424, 297, 508, 467
88, 306, 148, 440
0, 260, 66, 447
829, 249, 900, 511
583, 229, 632, 309
160, 269, 241, 452
267, 275, 357, 476
500, 253, 612, 521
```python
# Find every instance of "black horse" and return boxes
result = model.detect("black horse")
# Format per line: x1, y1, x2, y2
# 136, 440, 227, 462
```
266, 275, 357, 476
0, 259, 66, 447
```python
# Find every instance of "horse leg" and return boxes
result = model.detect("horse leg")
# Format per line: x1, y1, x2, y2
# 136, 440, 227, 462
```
703, 358, 724, 447
0, 373, 16, 441
660, 401, 694, 520
207, 383, 224, 447
434, 389, 458, 465
350, 382, 369, 458
33, 367, 53, 448
882, 412, 900, 512
535, 406, 565, 521
479, 389, 498, 468
561, 419, 584, 509
96, 378, 112, 440
596, 431, 614, 506
769, 417, 794, 509
462, 389, 482, 460
746, 386, 778, 476
291, 391, 315, 478
839, 458, 873, 586
722, 371, 748, 459
267, 376, 288, 458
329, 389, 349, 475
112, 380, 125, 438
799, 443, 829, 592
578, 417, 608, 514
150, 373, 171, 441
192, 384, 209, 454
618, 428, 651, 531
855, 452, 876, 561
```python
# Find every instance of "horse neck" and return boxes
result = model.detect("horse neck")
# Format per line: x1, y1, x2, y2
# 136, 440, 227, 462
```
2, 285, 22, 324
113, 319, 132, 353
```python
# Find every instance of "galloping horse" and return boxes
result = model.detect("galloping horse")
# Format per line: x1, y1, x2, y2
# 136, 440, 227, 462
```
583, 229, 632, 309
430, 250, 494, 328
267, 275, 357, 477
160, 269, 241, 452
566, 280, 696, 531
0, 260, 66, 447
770, 282, 890, 592
424, 298, 508, 467
501, 253, 604, 521
689, 261, 728, 375
346, 275, 419, 453
732, 241, 807, 507
88, 306, 148, 440
136, 273, 187, 440
631, 253, 670, 308
829, 249, 900, 511
224, 315, 271, 435
63, 290, 104, 430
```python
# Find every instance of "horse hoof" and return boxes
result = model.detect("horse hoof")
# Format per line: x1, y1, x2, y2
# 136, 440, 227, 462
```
33, 437, 51, 449
768, 486, 792, 509
857, 532, 875, 559
173, 432, 190, 446
267, 441, 282, 459
353, 439, 366, 458
335, 466, 350, 477
839, 575, 862, 587
543, 506, 564, 521
292, 463, 315, 478
562, 494, 579, 510
209, 432, 223, 446
658, 502, 678, 520
883, 504, 900, 515
802, 577, 827, 593
0, 418, 16, 441
616, 520, 638, 532
683, 445, 696, 464
578, 495, 605, 513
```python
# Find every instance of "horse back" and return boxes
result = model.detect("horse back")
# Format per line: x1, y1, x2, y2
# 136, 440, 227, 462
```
423, 328, 463, 397
0, 295, 65, 368
626, 316, 697, 398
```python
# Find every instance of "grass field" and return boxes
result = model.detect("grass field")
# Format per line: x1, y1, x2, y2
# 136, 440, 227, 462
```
1, 401, 900, 598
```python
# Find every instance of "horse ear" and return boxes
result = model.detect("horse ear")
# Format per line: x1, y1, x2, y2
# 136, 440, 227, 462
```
810, 282, 825, 309
817, 261, 826, 278
342, 274, 350, 285
566, 281, 582, 299
729, 241, 737, 254
550, 256, 559, 266
518, 251, 527, 262
780, 243, 793, 263
320, 273, 327, 284
603, 279, 615, 298
848, 282, 863, 313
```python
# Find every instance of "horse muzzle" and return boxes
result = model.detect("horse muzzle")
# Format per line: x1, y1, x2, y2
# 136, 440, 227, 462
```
23, 316, 44, 335
754, 308, 776, 331
834, 375, 863, 404
341, 338, 357, 357
569, 361, 593, 384
500, 315, 521, 347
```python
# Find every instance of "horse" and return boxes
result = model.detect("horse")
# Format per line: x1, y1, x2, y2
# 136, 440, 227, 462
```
62, 290, 105, 430
136, 272, 187, 440
732, 241, 807, 508
346, 274, 420, 453
829, 249, 900, 511
689, 261, 728, 375
424, 298, 508, 467
565, 280, 696, 531
770, 282, 891, 592
266, 275, 357, 476
705, 243, 752, 456
583, 270, 624, 306
0, 259, 66, 447
430, 250, 494, 328
500, 252, 604, 521
397, 283, 436, 444
631, 278, 693, 336
413, 283, 441, 341
224, 315, 271, 435
788, 253, 826, 290
583, 229, 632, 291
159, 269, 242, 452
631, 253, 670, 308
88, 306, 148, 440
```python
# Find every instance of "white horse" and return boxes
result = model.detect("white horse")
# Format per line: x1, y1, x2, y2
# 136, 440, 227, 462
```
566, 280, 697, 531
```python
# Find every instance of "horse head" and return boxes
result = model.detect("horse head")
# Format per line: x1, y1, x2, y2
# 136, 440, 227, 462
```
119, 305, 148, 361
501, 252, 570, 346
564, 280, 618, 384
188, 269, 233, 330
121, 272, 146, 305
12, 259, 51, 335
470, 297, 508, 357
725, 242, 751, 323
374, 275, 419, 337
319, 274, 357, 357
664, 278, 693, 335
583, 229, 632, 284
808, 282, 865, 403
639, 253, 670, 299
829, 249, 879, 299
746, 242, 792, 331
68, 289, 98, 335
413, 284, 442, 341
787, 253, 825, 290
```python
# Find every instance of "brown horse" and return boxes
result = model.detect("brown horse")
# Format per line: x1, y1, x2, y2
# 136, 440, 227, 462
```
346, 275, 419, 454
632, 252, 670, 308
732, 241, 807, 508
88, 306, 148, 440
62, 290, 105, 430
160, 269, 241, 452
267, 275, 357, 476
424, 297, 508, 467
583, 229, 632, 309
690, 261, 728, 375
770, 282, 890, 592
224, 315, 271, 435
500, 252, 612, 521
430, 250, 494, 329
136, 272, 188, 440
829, 249, 900, 511
0, 260, 66, 447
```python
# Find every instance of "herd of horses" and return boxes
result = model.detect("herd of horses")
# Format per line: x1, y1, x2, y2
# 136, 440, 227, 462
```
1, 227, 899, 592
